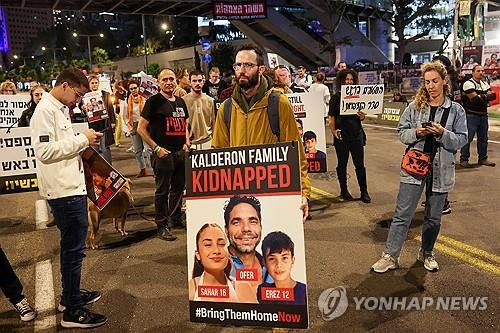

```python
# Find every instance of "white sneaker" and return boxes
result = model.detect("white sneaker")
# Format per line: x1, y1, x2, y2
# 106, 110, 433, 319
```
417, 249, 439, 272
126, 146, 135, 153
371, 253, 399, 273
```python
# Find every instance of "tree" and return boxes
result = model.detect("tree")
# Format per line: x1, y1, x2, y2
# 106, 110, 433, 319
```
210, 43, 235, 74
293, 1, 351, 67
131, 38, 162, 56
147, 62, 161, 77
92, 47, 112, 66
385, 0, 452, 64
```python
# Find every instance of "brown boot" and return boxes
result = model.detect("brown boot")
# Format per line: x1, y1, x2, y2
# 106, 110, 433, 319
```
136, 169, 147, 178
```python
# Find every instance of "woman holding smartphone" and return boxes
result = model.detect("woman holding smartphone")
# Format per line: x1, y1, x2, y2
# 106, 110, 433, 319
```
372, 61, 468, 273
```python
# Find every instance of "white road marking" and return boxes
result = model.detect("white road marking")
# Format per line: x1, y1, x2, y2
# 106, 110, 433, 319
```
364, 123, 500, 144
35, 260, 56, 332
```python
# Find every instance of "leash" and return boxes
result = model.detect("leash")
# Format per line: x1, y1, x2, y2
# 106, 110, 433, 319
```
128, 192, 184, 223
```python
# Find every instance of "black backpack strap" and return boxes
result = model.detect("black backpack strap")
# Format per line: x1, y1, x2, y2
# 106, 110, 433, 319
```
223, 97, 232, 139
440, 106, 451, 127
267, 91, 281, 141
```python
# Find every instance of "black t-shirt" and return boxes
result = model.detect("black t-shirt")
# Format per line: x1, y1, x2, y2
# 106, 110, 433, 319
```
141, 93, 189, 152
202, 80, 228, 99
328, 93, 363, 142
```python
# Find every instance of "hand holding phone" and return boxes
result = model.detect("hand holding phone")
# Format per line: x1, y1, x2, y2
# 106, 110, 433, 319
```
422, 122, 432, 128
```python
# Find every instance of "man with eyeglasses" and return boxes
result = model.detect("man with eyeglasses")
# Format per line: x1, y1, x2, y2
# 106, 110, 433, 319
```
182, 70, 215, 150
30, 68, 107, 328
138, 68, 191, 241
212, 44, 311, 222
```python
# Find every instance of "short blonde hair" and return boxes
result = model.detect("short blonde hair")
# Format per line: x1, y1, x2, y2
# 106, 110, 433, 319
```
0, 81, 17, 94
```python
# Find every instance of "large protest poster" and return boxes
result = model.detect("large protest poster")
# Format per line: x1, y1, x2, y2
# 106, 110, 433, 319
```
482, 45, 500, 75
81, 91, 109, 123
287, 92, 327, 173
340, 84, 384, 115
0, 94, 31, 128
185, 142, 309, 329
139, 73, 159, 99
0, 123, 88, 195
401, 77, 423, 92
81, 147, 126, 210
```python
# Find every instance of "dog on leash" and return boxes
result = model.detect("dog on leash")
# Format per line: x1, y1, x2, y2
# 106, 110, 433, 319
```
87, 179, 133, 249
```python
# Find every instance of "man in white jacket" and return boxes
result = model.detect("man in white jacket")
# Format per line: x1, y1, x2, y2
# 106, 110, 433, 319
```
30, 68, 107, 329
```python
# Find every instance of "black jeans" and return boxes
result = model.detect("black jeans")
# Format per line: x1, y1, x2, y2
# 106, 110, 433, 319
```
334, 138, 368, 192
0, 247, 24, 305
152, 151, 185, 227
48, 195, 88, 312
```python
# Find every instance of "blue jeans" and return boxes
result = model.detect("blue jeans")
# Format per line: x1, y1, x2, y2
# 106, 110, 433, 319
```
131, 133, 146, 170
384, 177, 447, 257
460, 113, 489, 162
48, 195, 88, 312
99, 138, 112, 165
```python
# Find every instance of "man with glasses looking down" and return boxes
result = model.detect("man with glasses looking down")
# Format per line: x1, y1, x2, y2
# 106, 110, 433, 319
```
212, 44, 311, 222
30, 67, 107, 328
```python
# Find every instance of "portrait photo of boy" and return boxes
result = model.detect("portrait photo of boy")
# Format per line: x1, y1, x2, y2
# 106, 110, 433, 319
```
256, 231, 307, 305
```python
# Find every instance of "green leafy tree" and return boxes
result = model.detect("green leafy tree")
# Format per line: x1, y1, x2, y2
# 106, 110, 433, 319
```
92, 47, 112, 66
210, 43, 236, 74
131, 38, 162, 56
147, 62, 161, 77
385, 0, 452, 64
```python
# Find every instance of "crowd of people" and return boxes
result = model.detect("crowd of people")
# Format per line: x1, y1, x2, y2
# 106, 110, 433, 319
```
0, 44, 497, 329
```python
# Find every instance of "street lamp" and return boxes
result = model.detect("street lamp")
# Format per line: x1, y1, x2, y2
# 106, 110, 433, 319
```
161, 23, 168, 30
41, 46, 67, 65
72, 32, 104, 68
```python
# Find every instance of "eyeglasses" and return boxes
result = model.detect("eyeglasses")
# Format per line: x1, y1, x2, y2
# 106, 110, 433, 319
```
129, 86, 138, 90
233, 62, 258, 70
69, 85, 84, 99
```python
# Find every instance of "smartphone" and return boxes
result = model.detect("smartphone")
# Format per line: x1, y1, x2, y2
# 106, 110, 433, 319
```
422, 122, 432, 128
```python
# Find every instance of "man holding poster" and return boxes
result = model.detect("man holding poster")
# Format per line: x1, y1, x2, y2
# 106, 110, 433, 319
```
212, 44, 310, 221
30, 68, 107, 328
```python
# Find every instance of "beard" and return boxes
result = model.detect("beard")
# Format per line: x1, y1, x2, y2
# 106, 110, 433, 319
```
237, 71, 259, 90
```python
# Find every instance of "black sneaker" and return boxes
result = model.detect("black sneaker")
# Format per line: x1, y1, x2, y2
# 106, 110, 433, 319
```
13, 298, 37, 322
61, 307, 107, 329
442, 201, 452, 215
158, 226, 177, 241
58, 289, 101, 312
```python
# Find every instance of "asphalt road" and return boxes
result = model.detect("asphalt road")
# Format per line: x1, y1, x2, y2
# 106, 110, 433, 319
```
1, 123, 499, 332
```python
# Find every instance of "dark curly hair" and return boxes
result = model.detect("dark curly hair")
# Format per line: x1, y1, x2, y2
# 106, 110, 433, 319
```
335, 69, 358, 91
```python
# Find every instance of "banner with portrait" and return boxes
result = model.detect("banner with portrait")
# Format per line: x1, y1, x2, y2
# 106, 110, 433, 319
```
287, 92, 327, 173
462, 46, 483, 74
0, 123, 88, 195
482, 45, 500, 75
185, 142, 308, 329
81, 91, 109, 123
81, 147, 126, 210
0, 94, 31, 128
139, 73, 159, 99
